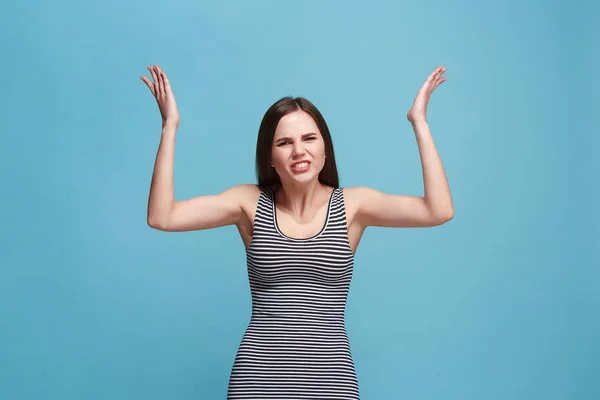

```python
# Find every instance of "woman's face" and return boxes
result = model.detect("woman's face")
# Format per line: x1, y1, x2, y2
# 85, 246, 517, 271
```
271, 110, 326, 185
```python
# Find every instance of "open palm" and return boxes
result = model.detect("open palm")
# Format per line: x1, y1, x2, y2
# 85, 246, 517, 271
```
407, 66, 447, 124
141, 65, 180, 127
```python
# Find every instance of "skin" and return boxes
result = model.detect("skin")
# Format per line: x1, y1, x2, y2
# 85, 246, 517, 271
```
141, 65, 453, 254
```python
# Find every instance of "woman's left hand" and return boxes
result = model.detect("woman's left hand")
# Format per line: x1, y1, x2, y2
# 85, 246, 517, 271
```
407, 66, 447, 124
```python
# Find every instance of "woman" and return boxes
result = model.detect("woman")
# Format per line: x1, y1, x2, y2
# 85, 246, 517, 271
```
141, 65, 453, 399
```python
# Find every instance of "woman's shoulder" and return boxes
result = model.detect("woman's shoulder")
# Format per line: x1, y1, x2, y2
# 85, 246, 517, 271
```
321, 185, 368, 200
338, 186, 365, 197
216, 184, 263, 217
338, 186, 381, 210
228, 183, 270, 204
227, 183, 263, 197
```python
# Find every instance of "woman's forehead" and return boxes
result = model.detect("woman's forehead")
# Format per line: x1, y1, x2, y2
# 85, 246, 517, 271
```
275, 111, 319, 137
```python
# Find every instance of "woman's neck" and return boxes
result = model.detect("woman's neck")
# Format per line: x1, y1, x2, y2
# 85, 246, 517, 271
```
275, 180, 329, 216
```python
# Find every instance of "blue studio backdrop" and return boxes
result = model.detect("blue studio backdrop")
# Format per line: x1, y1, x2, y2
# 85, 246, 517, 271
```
1, 1, 598, 399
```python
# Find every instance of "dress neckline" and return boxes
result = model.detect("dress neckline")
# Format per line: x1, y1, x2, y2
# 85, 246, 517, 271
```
270, 187, 337, 241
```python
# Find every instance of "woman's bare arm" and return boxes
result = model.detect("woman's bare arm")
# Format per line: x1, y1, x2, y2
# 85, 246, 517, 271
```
142, 65, 255, 232
350, 66, 454, 229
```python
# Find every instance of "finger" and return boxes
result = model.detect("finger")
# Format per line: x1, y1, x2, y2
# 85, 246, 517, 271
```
155, 65, 166, 97
148, 66, 160, 96
430, 66, 444, 79
148, 65, 158, 83
437, 68, 447, 83
162, 70, 173, 93
435, 71, 447, 84
438, 67, 447, 80
424, 69, 438, 86
152, 66, 163, 94
424, 66, 442, 91
432, 76, 447, 91
140, 76, 156, 96
429, 66, 446, 91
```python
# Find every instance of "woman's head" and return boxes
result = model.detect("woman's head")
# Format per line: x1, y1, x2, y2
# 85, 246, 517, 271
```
256, 97, 339, 189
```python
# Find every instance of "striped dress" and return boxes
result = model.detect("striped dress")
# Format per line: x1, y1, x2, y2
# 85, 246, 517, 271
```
227, 186, 360, 399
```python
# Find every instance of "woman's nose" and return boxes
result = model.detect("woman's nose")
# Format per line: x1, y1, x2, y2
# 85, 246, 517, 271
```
292, 144, 305, 157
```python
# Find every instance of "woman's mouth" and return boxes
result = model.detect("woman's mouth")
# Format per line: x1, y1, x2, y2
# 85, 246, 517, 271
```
290, 161, 310, 172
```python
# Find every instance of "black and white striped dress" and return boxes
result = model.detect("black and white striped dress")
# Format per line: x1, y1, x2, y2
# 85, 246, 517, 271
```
227, 186, 360, 399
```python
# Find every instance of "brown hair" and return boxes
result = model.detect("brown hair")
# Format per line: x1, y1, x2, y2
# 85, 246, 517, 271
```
255, 97, 339, 189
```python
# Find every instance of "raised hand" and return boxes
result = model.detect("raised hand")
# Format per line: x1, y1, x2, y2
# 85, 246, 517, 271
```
407, 66, 447, 124
141, 65, 180, 127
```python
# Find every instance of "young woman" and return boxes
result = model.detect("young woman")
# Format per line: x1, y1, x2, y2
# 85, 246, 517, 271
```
141, 65, 453, 399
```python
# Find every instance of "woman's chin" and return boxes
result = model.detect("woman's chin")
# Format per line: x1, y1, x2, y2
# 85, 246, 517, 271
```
282, 171, 318, 185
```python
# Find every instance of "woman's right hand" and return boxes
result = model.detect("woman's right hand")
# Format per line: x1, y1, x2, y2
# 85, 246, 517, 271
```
141, 65, 180, 127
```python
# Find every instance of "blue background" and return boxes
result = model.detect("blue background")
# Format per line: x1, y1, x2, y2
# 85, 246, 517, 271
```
1, 0, 598, 399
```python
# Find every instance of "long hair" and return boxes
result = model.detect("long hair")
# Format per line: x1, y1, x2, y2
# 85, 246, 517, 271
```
255, 97, 339, 189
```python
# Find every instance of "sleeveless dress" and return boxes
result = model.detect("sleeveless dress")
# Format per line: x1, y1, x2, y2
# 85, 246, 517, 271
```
227, 187, 360, 399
